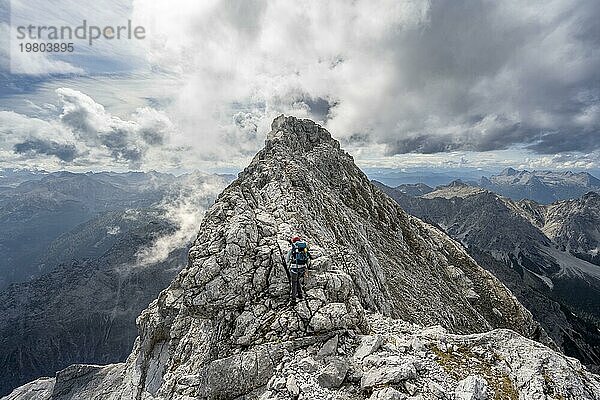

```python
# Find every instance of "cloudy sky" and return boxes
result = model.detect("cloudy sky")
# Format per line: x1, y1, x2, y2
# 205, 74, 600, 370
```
0, 0, 599, 174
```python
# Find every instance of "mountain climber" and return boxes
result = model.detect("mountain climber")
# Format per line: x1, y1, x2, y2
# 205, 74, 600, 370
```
286, 236, 311, 304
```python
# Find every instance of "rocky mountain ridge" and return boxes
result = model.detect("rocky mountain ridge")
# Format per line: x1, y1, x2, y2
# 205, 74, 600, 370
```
531, 192, 600, 266
479, 168, 600, 203
377, 181, 600, 370
5, 116, 599, 400
367, 167, 600, 203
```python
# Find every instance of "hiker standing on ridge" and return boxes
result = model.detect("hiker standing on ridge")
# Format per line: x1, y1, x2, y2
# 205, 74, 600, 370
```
286, 236, 311, 304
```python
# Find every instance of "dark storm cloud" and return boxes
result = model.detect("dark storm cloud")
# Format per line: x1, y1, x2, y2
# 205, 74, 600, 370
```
13, 138, 80, 162
527, 129, 600, 154
372, 0, 600, 155
3, 0, 599, 170
101, 129, 144, 163
0, 87, 177, 169
55, 88, 174, 165
387, 117, 529, 154
140, 129, 165, 146
303, 96, 334, 122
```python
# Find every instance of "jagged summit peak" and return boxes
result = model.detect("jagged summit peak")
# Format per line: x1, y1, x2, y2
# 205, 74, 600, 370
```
266, 115, 337, 152
446, 179, 469, 187
500, 167, 520, 176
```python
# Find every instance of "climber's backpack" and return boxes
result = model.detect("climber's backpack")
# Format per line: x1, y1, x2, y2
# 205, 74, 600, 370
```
292, 241, 309, 265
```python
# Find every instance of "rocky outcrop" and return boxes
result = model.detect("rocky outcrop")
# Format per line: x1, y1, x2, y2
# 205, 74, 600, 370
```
11, 314, 600, 400
6, 116, 599, 400
260, 314, 600, 400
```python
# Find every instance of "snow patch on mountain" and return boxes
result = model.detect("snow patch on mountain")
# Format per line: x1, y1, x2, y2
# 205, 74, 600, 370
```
532, 271, 554, 289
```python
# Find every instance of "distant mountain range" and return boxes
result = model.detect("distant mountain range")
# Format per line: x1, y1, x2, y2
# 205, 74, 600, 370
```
363, 167, 496, 188
376, 180, 600, 370
0, 170, 230, 395
0, 169, 232, 289
367, 167, 600, 204
479, 168, 600, 203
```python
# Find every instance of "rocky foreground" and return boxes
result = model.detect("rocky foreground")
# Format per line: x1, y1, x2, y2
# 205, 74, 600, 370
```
9, 313, 600, 400
5, 116, 599, 399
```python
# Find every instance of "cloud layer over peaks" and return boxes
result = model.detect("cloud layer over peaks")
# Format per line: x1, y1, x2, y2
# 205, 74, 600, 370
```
132, 0, 600, 158
2, 0, 599, 171
1, 88, 178, 169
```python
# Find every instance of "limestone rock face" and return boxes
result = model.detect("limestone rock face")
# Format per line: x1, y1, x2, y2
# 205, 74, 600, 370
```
455, 375, 489, 400
11, 315, 600, 400
6, 116, 599, 400
260, 315, 600, 399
